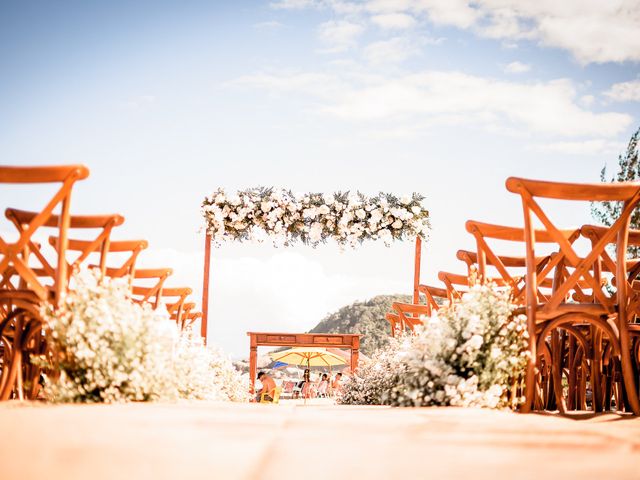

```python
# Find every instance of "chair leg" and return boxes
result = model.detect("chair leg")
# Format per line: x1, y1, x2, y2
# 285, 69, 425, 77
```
619, 336, 640, 415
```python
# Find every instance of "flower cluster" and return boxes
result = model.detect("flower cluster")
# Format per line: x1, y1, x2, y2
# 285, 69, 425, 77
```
338, 284, 529, 409
201, 188, 430, 247
37, 270, 249, 403
337, 337, 406, 406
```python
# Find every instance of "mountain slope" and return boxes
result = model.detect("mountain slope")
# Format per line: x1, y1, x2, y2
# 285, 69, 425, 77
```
309, 294, 411, 356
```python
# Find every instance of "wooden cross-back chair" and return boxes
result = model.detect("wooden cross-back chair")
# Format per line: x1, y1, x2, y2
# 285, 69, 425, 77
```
161, 287, 193, 328
0, 166, 89, 303
181, 310, 202, 330
131, 274, 194, 329
385, 283, 448, 337
507, 177, 640, 416
385, 302, 427, 337
4, 209, 124, 291
464, 221, 578, 305
130, 268, 173, 307
51, 238, 148, 282
0, 165, 89, 401
579, 224, 640, 412
417, 284, 448, 314
437, 270, 471, 301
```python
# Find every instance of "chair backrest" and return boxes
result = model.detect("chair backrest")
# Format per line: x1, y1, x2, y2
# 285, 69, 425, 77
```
54, 238, 148, 280
463, 220, 578, 303
132, 284, 192, 324
130, 267, 173, 307
506, 177, 640, 317
437, 271, 470, 301
580, 224, 640, 280
417, 284, 448, 314
6, 209, 123, 288
388, 301, 428, 334
0, 165, 89, 303
162, 287, 193, 324
181, 310, 202, 330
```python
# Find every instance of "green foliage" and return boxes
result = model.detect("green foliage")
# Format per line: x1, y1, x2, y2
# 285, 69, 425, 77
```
592, 127, 640, 228
309, 294, 411, 356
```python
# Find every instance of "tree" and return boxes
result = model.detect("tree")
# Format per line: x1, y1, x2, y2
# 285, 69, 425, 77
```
592, 127, 640, 255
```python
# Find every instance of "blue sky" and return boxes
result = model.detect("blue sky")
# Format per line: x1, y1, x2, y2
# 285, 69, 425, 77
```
2, 0, 640, 357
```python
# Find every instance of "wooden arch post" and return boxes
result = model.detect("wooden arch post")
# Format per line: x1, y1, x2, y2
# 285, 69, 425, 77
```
413, 236, 422, 304
201, 232, 212, 341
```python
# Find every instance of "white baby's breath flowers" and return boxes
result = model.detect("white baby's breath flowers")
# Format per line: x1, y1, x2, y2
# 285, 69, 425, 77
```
38, 270, 249, 404
338, 284, 529, 410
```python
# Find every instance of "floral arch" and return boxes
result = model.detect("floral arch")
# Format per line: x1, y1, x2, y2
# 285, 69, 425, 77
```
200, 188, 431, 339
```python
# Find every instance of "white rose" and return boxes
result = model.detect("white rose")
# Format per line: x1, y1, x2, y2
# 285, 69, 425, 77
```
303, 207, 317, 219
318, 205, 330, 215
369, 209, 383, 224
411, 205, 421, 214
392, 219, 403, 229
356, 209, 366, 220
400, 196, 411, 205
261, 201, 272, 213
309, 222, 323, 243
468, 335, 483, 350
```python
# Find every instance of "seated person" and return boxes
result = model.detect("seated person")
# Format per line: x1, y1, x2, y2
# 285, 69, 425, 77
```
317, 373, 329, 397
256, 371, 276, 402
331, 373, 343, 395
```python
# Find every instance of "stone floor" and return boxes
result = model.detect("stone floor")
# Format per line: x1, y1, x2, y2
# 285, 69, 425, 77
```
1, 401, 639, 479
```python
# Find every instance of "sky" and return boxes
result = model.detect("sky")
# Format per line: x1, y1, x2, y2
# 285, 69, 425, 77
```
1, 0, 640, 357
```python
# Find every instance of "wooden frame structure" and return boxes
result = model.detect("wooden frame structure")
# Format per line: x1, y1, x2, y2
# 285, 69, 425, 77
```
200, 234, 424, 342
246, 332, 361, 393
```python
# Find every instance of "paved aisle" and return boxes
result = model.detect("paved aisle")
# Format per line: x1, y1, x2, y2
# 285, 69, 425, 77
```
0, 402, 638, 479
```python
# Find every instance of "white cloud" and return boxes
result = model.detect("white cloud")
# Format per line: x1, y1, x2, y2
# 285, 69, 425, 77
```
532, 139, 625, 156
317, 20, 365, 52
254, 20, 284, 29
235, 69, 632, 137
434, 1, 640, 64
412, 0, 479, 29
579, 94, 595, 107
503, 61, 530, 74
371, 12, 417, 29
604, 79, 640, 102
270, 0, 319, 9
364, 37, 420, 64
278, 0, 640, 64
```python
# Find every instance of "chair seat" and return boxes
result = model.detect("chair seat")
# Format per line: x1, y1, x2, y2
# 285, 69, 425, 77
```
0, 289, 42, 305
513, 303, 612, 321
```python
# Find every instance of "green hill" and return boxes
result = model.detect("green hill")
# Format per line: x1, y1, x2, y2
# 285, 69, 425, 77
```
309, 294, 412, 356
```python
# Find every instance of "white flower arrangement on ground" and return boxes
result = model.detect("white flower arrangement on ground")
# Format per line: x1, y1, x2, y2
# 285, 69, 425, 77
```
36, 270, 250, 403
201, 188, 430, 247
338, 284, 529, 409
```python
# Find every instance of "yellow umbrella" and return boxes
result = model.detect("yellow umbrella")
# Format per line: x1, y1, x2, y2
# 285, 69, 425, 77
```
269, 347, 347, 368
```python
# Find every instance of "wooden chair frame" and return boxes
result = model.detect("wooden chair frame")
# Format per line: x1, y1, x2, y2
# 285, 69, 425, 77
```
464, 221, 579, 304
130, 268, 173, 307
66, 238, 149, 284
0, 165, 89, 401
507, 176, 640, 415
4, 209, 123, 291
0, 165, 89, 303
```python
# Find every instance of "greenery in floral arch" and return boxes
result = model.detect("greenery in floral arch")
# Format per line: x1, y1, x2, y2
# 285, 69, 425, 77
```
201, 187, 430, 247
